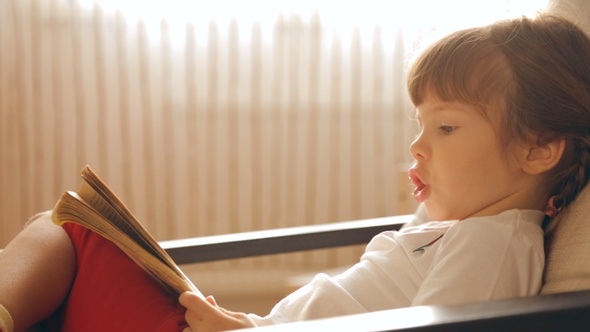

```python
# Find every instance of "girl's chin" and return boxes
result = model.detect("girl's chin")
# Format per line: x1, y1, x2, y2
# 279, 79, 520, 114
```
423, 204, 460, 222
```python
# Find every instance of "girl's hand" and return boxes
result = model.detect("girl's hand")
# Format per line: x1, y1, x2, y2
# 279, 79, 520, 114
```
179, 292, 256, 332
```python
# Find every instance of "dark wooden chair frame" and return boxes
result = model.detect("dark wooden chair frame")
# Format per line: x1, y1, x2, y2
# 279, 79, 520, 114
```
160, 215, 590, 331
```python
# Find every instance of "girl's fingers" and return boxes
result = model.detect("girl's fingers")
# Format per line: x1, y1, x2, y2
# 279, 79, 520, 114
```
179, 292, 207, 312
179, 292, 213, 325
179, 292, 256, 331
205, 295, 217, 306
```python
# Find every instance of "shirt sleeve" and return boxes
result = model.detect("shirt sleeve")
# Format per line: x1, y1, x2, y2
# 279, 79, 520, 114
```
249, 226, 448, 326
411, 212, 544, 306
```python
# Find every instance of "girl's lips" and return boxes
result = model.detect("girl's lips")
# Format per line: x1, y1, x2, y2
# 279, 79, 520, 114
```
408, 168, 428, 203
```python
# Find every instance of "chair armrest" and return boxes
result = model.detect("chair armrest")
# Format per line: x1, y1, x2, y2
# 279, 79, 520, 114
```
249, 289, 590, 331
161, 215, 410, 264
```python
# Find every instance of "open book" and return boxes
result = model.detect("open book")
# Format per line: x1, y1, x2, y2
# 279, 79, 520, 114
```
51, 165, 203, 298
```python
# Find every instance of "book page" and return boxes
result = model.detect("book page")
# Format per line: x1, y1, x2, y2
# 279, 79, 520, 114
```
76, 181, 162, 261
52, 166, 202, 298
79, 166, 179, 271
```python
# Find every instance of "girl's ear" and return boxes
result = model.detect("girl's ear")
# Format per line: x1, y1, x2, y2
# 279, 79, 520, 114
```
522, 138, 566, 175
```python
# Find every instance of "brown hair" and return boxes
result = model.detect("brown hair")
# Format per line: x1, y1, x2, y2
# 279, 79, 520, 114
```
407, 14, 590, 215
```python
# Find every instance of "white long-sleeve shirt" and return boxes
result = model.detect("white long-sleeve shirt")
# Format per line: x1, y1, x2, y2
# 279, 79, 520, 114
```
249, 209, 545, 325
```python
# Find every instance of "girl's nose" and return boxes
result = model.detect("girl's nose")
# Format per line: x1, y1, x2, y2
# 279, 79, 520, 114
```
410, 134, 427, 161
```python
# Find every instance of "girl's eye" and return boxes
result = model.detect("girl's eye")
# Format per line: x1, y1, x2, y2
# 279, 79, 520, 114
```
439, 125, 456, 134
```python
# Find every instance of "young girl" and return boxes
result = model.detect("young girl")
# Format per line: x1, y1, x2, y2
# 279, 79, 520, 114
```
179, 13, 590, 330
1, 12, 590, 332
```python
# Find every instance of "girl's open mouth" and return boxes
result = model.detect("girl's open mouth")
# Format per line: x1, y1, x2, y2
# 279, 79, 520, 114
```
408, 168, 428, 203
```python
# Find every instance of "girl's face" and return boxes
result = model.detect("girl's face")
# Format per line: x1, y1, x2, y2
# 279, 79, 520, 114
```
409, 94, 530, 221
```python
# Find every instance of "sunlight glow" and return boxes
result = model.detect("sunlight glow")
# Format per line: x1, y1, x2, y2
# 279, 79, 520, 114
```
76, 0, 550, 49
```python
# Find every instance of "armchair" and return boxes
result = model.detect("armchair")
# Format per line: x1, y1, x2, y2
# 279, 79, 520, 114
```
161, 184, 590, 331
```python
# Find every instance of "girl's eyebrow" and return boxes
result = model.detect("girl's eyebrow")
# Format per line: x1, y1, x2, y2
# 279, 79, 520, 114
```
415, 99, 474, 119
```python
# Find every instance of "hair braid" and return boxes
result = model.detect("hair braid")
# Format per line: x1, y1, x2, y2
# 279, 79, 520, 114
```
551, 136, 590, 212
